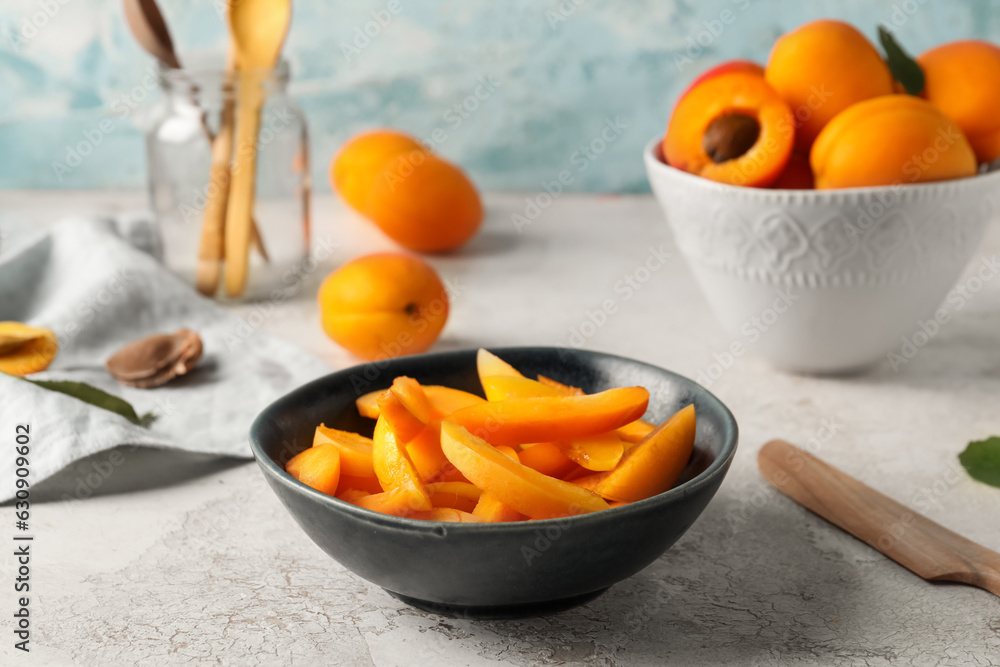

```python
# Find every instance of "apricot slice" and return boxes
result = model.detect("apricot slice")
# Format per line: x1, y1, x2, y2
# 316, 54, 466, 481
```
495, 445, 520, 462
444, 386, 650, 447
440, 422, 610, 519
811, 95, 976, 189
477, 348, 522, 382
390, 376, 433, 423
356, 385, 485, 420
765, 20, 894, 151
286, 445, 342, 496
517, 442, 576, 478
372, 415, 433, 512
664, 71, 794, 187
426, 481, 482, 512
337, 475, 384, 495
0, 322, 58, 376
481, 375, 563, 401
536, 374, 584, 396
377, 389, 427, 444
313, 425, 376, 478
616, 419, 656, 444
472, 492, 526, 522
593, 404, 696, 503
557, 432, 624, 472
353, 488, 420, 517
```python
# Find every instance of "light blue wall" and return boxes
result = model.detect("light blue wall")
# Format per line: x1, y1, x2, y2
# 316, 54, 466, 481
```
1, 0, 998, 192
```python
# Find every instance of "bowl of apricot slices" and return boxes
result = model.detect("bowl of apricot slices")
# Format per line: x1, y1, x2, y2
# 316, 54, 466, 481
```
646, 19, 1000, 373
250, 348, 737, 617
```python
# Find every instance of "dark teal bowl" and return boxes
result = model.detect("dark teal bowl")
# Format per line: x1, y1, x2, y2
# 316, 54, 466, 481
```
250, 347, 738, 618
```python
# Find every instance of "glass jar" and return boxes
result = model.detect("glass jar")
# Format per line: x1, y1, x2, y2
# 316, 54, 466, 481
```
145, 55, 310, 301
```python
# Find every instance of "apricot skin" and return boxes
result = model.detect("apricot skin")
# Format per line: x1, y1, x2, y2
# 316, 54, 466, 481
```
919, 40, 1000, 162
331, 130, 427, 217
811, 95, 976, 189
765, 20, 894, 151
367, 154, 483, 253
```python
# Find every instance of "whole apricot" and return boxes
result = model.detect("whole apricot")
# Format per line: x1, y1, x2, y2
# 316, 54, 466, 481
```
679, 59, 765, 100
331, 130, 427, 217
318, 253, 449, 361
765, 20, 894, 151
919, 40, 1000, 162
664, 71, 794, 187
367, 154, 483, 253
811, 95, 976, 189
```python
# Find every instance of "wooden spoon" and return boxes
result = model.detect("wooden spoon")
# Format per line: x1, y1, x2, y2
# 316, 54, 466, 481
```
759, 439, 1000, 597
122, 0, 181, 69
223, 0, 292, 298
122, 0, 268, 296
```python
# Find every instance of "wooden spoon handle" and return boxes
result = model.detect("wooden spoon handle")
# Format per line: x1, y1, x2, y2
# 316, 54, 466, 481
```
759, 439, 1000, 597
195, 98, 236, 296
224, 81, 264, 298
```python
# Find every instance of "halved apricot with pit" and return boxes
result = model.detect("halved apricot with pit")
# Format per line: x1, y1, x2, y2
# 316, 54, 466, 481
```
664, 71, 794, 187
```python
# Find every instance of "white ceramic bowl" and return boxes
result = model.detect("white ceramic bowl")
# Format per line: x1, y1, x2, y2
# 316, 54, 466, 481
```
644, 137, 999, 373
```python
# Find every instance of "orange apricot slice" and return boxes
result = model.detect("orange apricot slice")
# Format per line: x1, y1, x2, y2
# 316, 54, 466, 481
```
472, 492, 526, 522
444, 387, 649, 447
494, 445, 520, 462
372, 415, 432, 512
481, 375, 563, 401
440, 422, 610, 519
390, 376, 433, 423
557, 432, 624, 472
313, 425, 375, 478
0, 322, 58, 376
477, 348, 523, 383
664, 71, 794, 187
352, 488, 420, 517
593, 404, 696, 503
356, 385, 484, 420
518, 442, 576, 478
426, 481, 482, 512
337, 475, 384, 495
536, 374, 585, 396
377, 389, 427, 444
286, 444, 342, 496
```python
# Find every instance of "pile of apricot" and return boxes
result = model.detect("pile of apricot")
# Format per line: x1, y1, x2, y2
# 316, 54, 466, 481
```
285, 350, 696, 522
664, 20, 1000, 189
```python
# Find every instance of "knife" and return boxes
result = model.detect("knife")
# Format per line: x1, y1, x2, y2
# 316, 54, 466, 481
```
758, 439, 1000, 597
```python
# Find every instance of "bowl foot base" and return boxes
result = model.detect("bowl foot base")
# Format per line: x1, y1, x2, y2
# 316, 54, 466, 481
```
385, 587, 610, 619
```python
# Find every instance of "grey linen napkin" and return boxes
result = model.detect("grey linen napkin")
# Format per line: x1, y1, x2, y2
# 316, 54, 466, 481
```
0, 217, 330, 502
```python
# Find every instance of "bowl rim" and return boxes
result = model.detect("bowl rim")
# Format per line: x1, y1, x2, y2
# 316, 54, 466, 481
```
250, 346, 739, 533
643, 135, 1000, 197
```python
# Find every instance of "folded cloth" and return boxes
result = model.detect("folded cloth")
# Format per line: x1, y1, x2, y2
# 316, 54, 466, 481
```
0, 217, 330, 502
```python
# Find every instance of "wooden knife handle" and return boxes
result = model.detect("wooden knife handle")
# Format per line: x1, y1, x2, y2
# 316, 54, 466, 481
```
759, 439, 1000, 597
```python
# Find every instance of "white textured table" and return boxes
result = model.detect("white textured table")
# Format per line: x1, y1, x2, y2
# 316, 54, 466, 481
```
2, 190, 999, 666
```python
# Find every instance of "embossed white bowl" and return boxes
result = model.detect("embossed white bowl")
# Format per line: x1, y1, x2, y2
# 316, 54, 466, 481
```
644, 137, 998, 373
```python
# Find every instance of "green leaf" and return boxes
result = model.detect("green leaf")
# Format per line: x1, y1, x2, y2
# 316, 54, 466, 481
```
22, 378, 155, 427
959, 437, 1000, 488
878, 25, 925, 95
